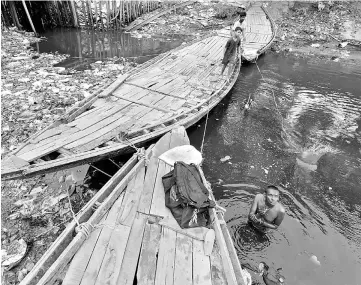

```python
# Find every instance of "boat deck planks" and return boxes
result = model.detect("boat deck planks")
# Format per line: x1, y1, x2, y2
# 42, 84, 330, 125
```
23, 127, 250, 285
2, 4, 275, 180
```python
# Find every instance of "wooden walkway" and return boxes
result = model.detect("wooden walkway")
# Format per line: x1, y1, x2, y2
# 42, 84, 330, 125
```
2, 3, 275, 180
28, 127, 246, 285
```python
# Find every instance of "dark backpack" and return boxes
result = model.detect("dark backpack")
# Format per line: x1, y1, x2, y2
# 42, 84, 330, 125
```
162, 161, 215, 229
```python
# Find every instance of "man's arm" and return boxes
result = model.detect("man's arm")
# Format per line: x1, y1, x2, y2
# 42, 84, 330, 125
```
248, 194, 263, 224
262, 208, 285, 230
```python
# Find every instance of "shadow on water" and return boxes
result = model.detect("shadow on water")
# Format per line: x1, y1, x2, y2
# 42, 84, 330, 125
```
31, 27, 191, 70
188, 53, 361, 285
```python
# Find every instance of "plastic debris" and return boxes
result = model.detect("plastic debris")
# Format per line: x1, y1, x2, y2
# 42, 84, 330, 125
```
1, 239, 28, 270
220, 155, 231, 163
310, 255, 321, 266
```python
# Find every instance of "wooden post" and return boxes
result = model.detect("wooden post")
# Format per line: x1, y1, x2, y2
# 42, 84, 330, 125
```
21, 0, 37, 35
9, 1, 22, 29
81, 0, 88, 27
70, 0, 79, 27
99, 1, 104, 30
94, 0, 99, 30
106, 0, 110, 30
86, 0, 93, 29
122, 0, 125, 27
1, 2, 11, 28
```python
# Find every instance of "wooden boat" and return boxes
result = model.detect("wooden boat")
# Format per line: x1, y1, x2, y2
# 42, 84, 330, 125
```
20, 127, 249, 285
1, 3, 275, 180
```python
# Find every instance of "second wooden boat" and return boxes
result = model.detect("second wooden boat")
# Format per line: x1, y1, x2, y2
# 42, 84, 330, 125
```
1, 4, 275, 180
20, 127, 250, 285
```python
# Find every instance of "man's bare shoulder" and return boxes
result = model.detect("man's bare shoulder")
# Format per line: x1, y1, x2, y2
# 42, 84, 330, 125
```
254, 193, 264, 201
277, 202, 286, 213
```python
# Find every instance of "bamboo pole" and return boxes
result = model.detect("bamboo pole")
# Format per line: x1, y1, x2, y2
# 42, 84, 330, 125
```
117, 1, 121, 29
106, 0, 110, 30
99, 1, 104, 30
122, 0, 125, 27
9, 1, 21, 29
117, 0, 121, 28
70, 0, 79, 27
87, 0, 93, 29
94, 0, 99, 30
81, 0, 87, 27
1, 2, 11, 28
21, 0, 37, 35
127, 1, 130, 23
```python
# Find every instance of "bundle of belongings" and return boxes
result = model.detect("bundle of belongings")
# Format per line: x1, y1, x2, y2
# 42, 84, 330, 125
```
160, 146, 216, 229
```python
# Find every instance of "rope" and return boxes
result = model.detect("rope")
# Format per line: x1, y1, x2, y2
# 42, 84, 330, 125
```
124, 138, 149, 166
254, 59, 284, 129
200, 102, 210, 155
67, 185, 80, 228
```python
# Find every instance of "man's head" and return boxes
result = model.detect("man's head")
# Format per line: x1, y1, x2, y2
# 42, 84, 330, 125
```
265, 185, 280, 206
238, 11, 247, 21
235, 27, 242, 37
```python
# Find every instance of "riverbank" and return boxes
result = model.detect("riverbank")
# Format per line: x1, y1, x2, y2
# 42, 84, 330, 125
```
267, 1, 361, 64
1, 28, 135, 284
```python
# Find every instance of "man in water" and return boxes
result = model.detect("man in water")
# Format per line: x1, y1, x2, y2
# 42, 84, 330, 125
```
248, 185, 285, 232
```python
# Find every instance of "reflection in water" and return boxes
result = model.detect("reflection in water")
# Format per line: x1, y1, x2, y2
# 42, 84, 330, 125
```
188, 54, 361, 285
32, 27, 189, 70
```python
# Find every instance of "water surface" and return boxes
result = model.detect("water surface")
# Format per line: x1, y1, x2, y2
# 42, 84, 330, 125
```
32, 28, 189, 70
189, 53, 361, 285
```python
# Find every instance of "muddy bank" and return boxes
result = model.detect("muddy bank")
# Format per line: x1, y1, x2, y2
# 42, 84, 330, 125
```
267, 1, 361, 64
1, 28, 134, 284
129, 1, 242, 39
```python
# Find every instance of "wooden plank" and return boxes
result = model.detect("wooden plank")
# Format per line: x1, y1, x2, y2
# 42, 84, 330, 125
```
17, 104, 142, 161
149, 160, 171, 218
115, 213, 148, 285
137, 156, 160, 215
137, 129, 172, 214
210, 242, 228, 285
34, 156, 148, 285
66, 73, 130, 122
124, 82, 186, 100
137, 223, 162, 285
173, 234, 192, 284
79, 191, 127, 285
117, 166, 146, 226
193, 239, 212, 285
113, 95, 169, 113
18, 153, 139, 285
94, 223, 131, 285
62, 205, 112, 285
154, 227, 177, 285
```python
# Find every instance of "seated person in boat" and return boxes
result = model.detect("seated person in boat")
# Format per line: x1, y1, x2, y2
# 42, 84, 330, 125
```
248, 185, 285, 233
220, 29, 241, 81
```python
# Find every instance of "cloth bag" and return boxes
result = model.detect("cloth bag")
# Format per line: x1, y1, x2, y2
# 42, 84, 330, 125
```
162, 161, 215, 229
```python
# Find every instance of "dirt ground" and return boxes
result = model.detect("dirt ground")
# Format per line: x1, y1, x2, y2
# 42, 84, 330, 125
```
267, 1, 361, 64
1, 1, 361, 284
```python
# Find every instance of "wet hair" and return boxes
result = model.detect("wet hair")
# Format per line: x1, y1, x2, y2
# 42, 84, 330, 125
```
266, 185, 279, 191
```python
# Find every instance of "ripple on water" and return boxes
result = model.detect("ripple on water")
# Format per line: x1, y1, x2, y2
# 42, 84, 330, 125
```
186, 53, 361, 284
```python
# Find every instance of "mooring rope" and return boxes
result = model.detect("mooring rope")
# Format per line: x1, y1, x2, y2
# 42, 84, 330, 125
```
254, 59, 285, 129
200, 102, 211, 155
